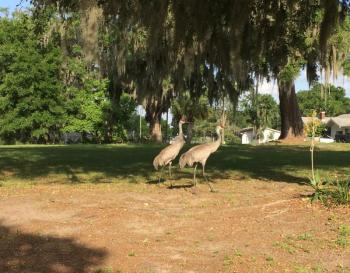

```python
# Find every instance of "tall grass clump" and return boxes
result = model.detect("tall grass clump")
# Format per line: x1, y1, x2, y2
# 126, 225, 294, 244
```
309, 110, 350, 205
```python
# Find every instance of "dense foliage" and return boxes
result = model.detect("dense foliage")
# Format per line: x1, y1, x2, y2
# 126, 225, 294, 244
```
0, 12, 64, 143
238, 93, 280, 131
297, 84, 350, 117
0, 11, 137, 144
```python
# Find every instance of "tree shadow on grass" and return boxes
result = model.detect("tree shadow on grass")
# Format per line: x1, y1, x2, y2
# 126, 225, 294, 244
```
0, 220, 107, 273
0, 144, 349, 185
206, 144, 350, 184
0, 145, 156, 183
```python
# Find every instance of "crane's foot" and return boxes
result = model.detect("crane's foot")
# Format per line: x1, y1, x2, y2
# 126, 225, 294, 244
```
168, 180, 174, 189
192, 179, 197, 187
157, 177, 165, 185
190, 187, 198, 195
208, 184, 217, 193
204, 176, 216, 193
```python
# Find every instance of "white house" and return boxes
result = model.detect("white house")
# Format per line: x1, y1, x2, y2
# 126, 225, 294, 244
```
302, 112, 350, 142
325, 114, 350, 139
240, 127, 281, 144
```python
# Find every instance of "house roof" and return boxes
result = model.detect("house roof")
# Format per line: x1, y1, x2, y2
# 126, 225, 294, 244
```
337, 114, 350, 119
303, 113, 350, 128
239, 127, 280, 133
327, 117, 350, 128
322, 117, 331, 123
302, 117, 320, 124
239, 127, 254, 133
265, 128, 281, 133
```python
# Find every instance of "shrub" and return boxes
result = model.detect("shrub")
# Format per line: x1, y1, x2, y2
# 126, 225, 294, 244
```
224, 133, 241, 144
304, 119, 327, 137
310, 175, 350, 205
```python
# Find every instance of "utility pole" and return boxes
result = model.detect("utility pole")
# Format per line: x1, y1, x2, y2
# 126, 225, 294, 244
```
221, 96, 226, 144
139, 106, 142, 141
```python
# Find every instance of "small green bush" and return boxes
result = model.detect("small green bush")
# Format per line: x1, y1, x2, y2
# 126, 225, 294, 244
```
310, 176, 350, 205
224, 134, 241, 144
304, 119, 327, 137
333, 180, 350, 204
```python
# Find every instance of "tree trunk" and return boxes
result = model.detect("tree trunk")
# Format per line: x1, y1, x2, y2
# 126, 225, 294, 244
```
149, 113, 162, 143
278, 80, 304, 140
144, 93, 171, 143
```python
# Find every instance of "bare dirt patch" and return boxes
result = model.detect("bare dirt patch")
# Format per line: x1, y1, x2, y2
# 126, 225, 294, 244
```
0, 179, 349, 273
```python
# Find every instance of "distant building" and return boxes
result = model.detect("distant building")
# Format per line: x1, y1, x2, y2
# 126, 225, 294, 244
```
239, 127, 281, 144
325, 114, 350, 139
62, 132, 82, 144
302, 112, 350, 142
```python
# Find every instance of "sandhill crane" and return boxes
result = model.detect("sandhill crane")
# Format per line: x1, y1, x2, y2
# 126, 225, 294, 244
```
179, 124, 224, 192
153, 117, 187, 185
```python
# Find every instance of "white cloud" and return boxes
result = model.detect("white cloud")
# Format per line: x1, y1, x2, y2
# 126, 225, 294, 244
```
257, 79, 279, 100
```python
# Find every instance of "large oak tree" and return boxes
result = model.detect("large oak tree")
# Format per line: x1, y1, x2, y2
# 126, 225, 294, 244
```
31, 0, 350, 140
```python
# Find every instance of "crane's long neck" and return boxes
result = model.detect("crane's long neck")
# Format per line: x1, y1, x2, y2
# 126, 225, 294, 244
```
179, 121, 183, 136
211, 128, 222, 151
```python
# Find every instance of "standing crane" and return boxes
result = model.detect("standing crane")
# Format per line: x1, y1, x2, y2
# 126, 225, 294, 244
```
153, 117, 187, 186
179, 124, 224, 192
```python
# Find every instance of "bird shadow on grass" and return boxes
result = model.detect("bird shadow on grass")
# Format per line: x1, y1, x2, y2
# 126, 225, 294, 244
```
146, 176, 169, 184
145, 177, 192, 188
0, 220, 107, 273
145, 172, 197, 189
146, 179, 161, 184
168, 183, 194, 189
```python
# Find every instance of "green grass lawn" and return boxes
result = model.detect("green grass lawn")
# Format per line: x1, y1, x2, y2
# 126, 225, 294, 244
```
0, 143, 349, 186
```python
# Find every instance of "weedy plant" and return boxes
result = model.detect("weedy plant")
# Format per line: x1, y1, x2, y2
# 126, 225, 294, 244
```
308, 110, 350, 205
309, 110, 328, 203
333, 180, 350, 204
309, 171, 329, 203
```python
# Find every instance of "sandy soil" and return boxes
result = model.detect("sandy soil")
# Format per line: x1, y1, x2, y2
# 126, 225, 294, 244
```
0, 179, 349, 273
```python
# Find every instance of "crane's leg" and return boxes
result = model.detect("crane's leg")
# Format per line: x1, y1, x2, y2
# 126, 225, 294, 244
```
168, 162, 173, 188
158, 166, 164, 184
168, 162, 172, 177
193, 163, 198, 187
202, 164, 214, 192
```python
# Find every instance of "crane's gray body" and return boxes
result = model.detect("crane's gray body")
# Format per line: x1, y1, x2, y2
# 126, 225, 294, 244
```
179, 127, 221, 169
178, 125, 223, 191
153, 121, 186, 170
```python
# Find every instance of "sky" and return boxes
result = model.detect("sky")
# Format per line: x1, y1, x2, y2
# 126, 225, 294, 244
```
259, 69, 350, 100
1, 0, 350, 103
0, 0, 29, 12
